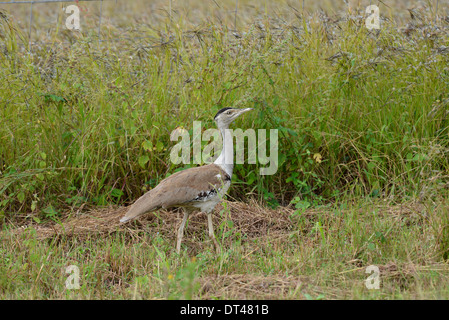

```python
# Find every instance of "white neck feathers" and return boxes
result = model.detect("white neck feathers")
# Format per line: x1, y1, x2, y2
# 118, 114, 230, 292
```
214, 125, 234, 177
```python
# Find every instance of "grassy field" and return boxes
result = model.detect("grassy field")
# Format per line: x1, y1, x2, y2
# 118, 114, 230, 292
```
2, 199, 449, 299
1, 0, 449, 299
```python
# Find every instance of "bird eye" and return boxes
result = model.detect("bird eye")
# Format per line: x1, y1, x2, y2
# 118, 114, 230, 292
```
227, 111, 232, 114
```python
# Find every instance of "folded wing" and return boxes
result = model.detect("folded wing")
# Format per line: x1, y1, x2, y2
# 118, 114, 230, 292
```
120, 164, 230, 222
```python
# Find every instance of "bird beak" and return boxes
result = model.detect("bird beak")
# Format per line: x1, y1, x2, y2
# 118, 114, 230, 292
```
228, 108, 253, 123
238, 108, 253, 115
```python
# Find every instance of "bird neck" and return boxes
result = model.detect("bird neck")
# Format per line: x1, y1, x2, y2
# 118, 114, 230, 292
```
214, 124, 234, 177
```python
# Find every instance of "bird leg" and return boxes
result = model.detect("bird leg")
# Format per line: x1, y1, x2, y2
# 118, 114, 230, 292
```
207, 213, 220, 253
176, 210, 189, 254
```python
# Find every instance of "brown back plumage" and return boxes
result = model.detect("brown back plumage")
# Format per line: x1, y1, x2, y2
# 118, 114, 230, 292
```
120, 164, 230, 222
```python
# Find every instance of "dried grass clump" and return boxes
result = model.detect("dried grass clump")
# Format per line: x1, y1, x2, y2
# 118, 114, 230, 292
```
5, 199, 427, 252
198, 274, 309, 299
8, 200, 295, 243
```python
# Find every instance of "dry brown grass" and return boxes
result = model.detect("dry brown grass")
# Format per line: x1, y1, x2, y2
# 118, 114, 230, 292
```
7, 199, 425, 241
7, 199, 294, 242
197, 274, 307, 299
4, 198, 428, 257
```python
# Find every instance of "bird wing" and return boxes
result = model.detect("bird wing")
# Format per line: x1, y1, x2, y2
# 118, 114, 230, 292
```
120, 164, 230, 222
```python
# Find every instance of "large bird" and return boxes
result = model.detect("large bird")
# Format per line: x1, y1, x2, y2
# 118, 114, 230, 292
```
120, 107, 253, 253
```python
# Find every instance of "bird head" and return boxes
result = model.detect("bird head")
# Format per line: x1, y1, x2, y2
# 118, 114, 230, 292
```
214, 107, 253, 127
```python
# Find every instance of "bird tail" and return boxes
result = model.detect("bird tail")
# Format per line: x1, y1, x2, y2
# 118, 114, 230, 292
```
119, 214, 135, 223
119, 192, 160, 223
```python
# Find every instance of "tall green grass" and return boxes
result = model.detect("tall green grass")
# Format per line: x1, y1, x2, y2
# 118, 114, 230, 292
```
1, 4, 448, 218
